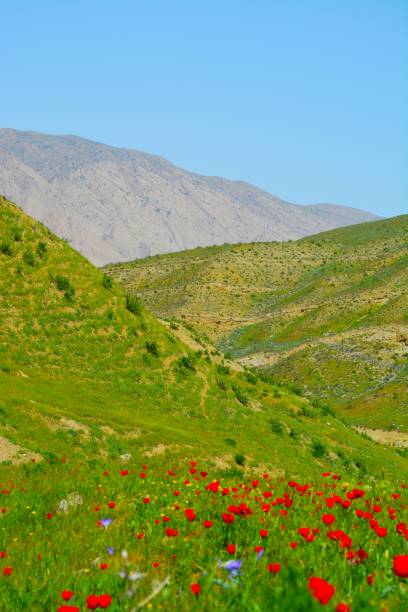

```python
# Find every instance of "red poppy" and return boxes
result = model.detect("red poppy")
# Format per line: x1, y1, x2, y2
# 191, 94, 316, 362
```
308, 577, 335, 604
58, 606, 79, 612
222, 512, 235, 524
2, 567, 12, 576
336, 604, 351, 612
86, 594, 99, 610
267, 563, 281, 574
143, 497, 150, 504
322, 513, 335, 525
393, 555, 408, 578
62, 590, 74, 601
259, 529, 268, 538
190, 583, 200, 596
108, 501, 115, 509
120, 469, 128, 476
165, 528, 178, 537
185, 508, 196, 521
226, 543, 236, 554
203, 520, 213, 528
100, 563, 108, 570
0, 551, 6, 558
99, 594, 112, 609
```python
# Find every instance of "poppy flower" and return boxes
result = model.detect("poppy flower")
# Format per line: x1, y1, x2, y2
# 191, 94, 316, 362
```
336, 604, 351, 612
86, 594, 99, 610
62, 590, 74, 601
322, 514, 335, 525
259, 529, 268, 538
393, 555, 408, 578
2, 567, 12, 576
308, 577, 335, 604
99, 594, 112, 608
185, 508, 196, 521
58, 607, 79, 612
226, 544, 236, 554
143, 497, 150, 504
190, 583, 200, 596
203, 520, 213, 528
267, 563, 281, 574
100, 563, 108, 570
120, 469, 128, 476
108, 501, 115, 509
165, 528, 178, 537
0, 551, 6, 558
222, 512, 235, 524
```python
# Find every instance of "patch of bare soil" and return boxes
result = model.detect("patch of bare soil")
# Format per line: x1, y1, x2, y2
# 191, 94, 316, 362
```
0, 436, 41, 464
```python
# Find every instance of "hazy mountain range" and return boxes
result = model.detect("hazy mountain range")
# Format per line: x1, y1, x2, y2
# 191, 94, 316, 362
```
0, 128, 379, 265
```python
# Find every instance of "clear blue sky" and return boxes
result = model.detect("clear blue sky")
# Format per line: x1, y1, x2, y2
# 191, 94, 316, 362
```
1, 0, 407, 217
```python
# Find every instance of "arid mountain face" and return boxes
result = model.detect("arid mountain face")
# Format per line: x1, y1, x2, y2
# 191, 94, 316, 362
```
0, 128, 378, 265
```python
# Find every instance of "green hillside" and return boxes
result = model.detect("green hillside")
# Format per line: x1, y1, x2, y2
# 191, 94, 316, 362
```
1, 197, 407, 611
106, 216, 408, 432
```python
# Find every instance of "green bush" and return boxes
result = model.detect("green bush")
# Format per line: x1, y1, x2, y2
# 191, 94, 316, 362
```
23, 249, 35, 266
55, 275, 71, 292
270, 419, 284, 435
232, 384, 249, 405
235, 452, 245, 466
177, 354, 196, 371
126, 294, 142, 316
145, 341, 159, 357
102, 274, 113, 289
11, 226, 22, 241
37, 241, 47, 258
0, 242, 13, 256
311, 439, 327, 458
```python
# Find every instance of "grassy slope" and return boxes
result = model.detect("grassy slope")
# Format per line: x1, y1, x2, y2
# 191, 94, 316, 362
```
106, 216, 408, 431
0, 195, 406, 479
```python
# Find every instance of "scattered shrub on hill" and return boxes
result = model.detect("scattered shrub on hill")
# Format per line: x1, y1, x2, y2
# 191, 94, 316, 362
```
177, 354, 196, 371
232, 384, 249, 405
0, 242, 13, 256
23, 249, 35, 266
270, 419, 284, 435
235, 452, 245, 466
216, 363, 230, 376
145, 341, 159, 357
245, 371, 258, 385
54, 275, 75, 301
11, 226, 22, 241
102, 274, 113, 289
311, 439, 327, 458
126, 293, 142, 315
216, 376, 227, 391
225, 437, 236, 447
37, 241, 47, 258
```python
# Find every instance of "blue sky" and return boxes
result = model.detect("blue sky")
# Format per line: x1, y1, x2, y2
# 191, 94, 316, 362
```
1, 0, 407, 217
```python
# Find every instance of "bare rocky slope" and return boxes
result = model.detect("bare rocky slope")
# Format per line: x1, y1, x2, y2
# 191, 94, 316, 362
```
0, 128, 378, 265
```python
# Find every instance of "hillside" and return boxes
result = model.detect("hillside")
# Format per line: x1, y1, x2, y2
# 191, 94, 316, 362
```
0, 129, 379, 265
1, 196, 407, 611
106, 216, 408, 432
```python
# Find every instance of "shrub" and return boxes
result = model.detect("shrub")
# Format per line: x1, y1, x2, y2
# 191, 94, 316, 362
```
126, 294, 142, 315
23, 249, 35, 266
55, 275, 71, 292
11, 226, 22, 241
145, 341, 159, 357
177, 354, 196, 371
37, 241, 47, 258
232, 385, 249, 405
270, 419, 284, 435
0, 242, 13, 256
235, 452, 245, 466
225, 438, 237, 447
102, 274, 113, 289
311, 439, 327, 458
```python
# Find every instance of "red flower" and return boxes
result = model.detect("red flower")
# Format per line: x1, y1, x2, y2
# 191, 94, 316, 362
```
62, 590, 74, 601
336, 604, 351, 612
99, 594, 112, 608
222, 512, 235, 524
2, 567, 12, 576
58, 607, 79, 612
226, 543, 236, 554
120, 469, 128, 476
267, 563, 281, 574
367, 573, 375, 585
393, 555, 408, 578
152, 561, 159, 568
185, 508, 196, 521
47, 513, 53, 519
165, 528, 178, 537
308, 577, 335, 605
0, 551, 6, 558
290, 541, 298, 549
140, 472, 147, 478
108, 501, 115, 509
86, 595, 99, 610
100, 563, 108, 571
259, 529, 268, 538
143, 497, 150, 504
190, 583, 200, 596
203, 520, 213, 528
322, 513, 335, 525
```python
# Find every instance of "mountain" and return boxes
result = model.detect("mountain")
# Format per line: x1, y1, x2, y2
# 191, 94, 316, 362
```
106, 216, 408, 433
0, 128, 379, 266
